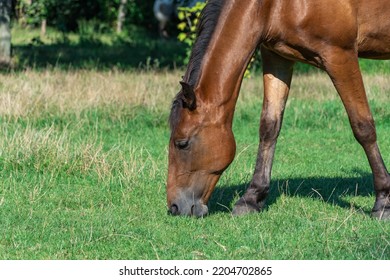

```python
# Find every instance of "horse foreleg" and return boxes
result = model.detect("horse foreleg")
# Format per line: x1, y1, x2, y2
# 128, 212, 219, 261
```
232, 48, 294, 215
325, 49, 390, 220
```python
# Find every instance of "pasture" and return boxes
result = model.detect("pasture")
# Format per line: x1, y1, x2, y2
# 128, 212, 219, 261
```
0, 64, 389, 259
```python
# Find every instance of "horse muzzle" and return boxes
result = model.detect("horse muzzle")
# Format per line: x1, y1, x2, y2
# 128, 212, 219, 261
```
168, 194, 209, 217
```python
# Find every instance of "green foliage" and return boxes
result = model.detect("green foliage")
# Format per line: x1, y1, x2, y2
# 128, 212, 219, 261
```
177, 1, 206, 64
13, 0, 157, 33
16, 0, 48, 26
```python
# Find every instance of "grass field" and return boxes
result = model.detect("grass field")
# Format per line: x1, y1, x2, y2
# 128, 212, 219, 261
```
0, 64, 389, 259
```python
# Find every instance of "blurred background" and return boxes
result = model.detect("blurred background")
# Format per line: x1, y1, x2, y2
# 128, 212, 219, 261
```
0, 0, 205, 70
0, 0, 388, 73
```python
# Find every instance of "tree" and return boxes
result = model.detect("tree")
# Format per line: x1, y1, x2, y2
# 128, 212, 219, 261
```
13, 0, 159, 34
116, 0, 127, 33
0, 0, 11, 66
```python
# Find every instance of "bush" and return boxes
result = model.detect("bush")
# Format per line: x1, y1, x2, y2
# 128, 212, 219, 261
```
177, 1, 206, 64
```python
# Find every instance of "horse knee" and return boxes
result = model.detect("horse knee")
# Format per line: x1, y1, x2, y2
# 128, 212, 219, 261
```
351, 118, 377, 146
260, 114, 282, 142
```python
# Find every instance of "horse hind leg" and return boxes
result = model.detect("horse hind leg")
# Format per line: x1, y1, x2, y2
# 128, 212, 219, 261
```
233, 48, 294, 215
325, 48, 390, 220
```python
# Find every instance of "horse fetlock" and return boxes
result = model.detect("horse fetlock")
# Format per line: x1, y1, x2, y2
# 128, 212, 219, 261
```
371, 208, 390, 220
232, 194, 267, 216
371, 193, 390, 220
232, 198, 260, 216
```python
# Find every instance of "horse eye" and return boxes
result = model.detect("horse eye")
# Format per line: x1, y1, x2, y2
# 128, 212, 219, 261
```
175, 140, 190, 150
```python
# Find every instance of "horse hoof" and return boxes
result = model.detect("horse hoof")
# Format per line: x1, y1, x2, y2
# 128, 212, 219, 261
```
232, 199, 260, 216
232, 205, 258, 216
371, 208, 390, 220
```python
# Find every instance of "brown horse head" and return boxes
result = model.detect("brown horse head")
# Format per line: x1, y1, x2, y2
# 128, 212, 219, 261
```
167, 81, 236, 217
166, 0, 261, 217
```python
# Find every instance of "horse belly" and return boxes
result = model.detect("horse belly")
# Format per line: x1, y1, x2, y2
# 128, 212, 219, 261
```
357, 30, 390, 59
357, 1, 390, 59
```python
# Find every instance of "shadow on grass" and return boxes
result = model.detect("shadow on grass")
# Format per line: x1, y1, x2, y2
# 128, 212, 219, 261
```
209, 170, 374, 215
10, 34, 331, 73
9, 31, 390, 74
12, 38, 187, 71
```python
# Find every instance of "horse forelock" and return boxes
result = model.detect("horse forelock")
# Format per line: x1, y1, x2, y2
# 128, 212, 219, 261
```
169, 0, 224, 131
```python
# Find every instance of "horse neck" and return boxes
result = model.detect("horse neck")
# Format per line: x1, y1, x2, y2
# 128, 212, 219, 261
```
195, 0, 264, 123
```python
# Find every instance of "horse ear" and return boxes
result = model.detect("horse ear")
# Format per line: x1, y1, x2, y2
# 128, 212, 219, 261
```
180, 81, 196, 110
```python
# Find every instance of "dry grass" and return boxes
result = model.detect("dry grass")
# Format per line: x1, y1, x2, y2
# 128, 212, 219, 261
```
291, 73, 390, 102
0, 69, 173, 189
0, 70, 389, 120
0, 70, 180, 118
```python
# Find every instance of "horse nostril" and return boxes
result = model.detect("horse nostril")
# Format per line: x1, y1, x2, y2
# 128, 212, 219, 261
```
191, 203, 209, 217
169, 204, 179, 215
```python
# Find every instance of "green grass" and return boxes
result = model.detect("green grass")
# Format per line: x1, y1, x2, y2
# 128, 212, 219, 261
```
0, 68, 389, 260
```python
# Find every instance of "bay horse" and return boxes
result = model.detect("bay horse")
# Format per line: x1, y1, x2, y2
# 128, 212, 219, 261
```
167, 0, 390, 219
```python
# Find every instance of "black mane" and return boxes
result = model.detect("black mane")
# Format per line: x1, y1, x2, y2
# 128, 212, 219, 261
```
169, 0, 225, 131
183, 0, 224, 86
